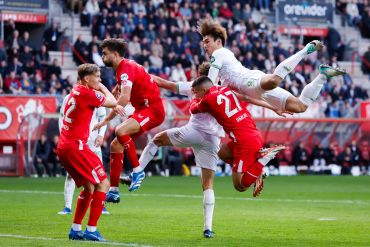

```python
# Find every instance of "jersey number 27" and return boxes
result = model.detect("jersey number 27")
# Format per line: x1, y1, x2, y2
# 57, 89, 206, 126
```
217, 91, 242, 117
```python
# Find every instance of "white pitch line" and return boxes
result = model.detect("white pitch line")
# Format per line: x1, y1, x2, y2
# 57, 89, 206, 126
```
0, 234, 153, 247
0, 190, 369, 205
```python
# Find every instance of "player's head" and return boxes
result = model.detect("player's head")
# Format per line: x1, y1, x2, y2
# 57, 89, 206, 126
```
191, 75, 213, 99
77, 63, 101, 90
197, 19, 227, 56
198, 62, 210, 76
101, 38, 128, 68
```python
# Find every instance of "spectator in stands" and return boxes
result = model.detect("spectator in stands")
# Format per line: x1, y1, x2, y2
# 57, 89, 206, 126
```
47, 59, 62, 80
85, 0, 100, 26
6, 56, 22, 76
326, 28, 342, 59
170, 63, 187, 82
338, 147, 352, 175
4, 71, 22, 94
346, 0, 360, 26
20, 71, 34, 94
258, 0, 271, 13
293, 142, 310, 171
49, 135, 61, 177
36, 45, 50, 68
310, 144, 328, 174
350, 140, 363, 169
43, 21, 64, 51
149, 50, 163, 74
90, 44, 104, 67
6, 30, 20, 51
19, 46, 33, 66
73, 35, 89, 65
360, 7, 370, 38
33, 134, 51, 177
19, 31, 32, 50
361, 46, 370, 80
66, 0, 82, 14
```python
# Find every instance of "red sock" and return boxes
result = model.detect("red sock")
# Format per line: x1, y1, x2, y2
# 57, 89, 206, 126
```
241, 162, 263, 188
117, 134, 140, 168
87, 191, 106, 227
110, 152, 123, 187
73, 190, 93, 224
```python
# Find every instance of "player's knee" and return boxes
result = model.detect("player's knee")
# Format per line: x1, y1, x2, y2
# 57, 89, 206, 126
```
262, 75, 282, 90
233, 183, 246, 192
97, 179, 110, 192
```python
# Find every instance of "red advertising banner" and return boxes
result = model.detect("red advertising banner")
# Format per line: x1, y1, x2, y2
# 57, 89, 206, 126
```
1, 12, 47, 24
361, 101, 370, 132
0, 96, 56, 141
278, 26, 329, 37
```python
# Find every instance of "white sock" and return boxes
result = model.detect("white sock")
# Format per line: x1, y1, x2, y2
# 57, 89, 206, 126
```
138, 141, 159, 170
133, 166, 142, 173
86, 225, 96, 232
64, 174, 75, 209
258, 156, 273, 166
274, 49, 306, 79
109, 187, 119, 192
299, 74, 327, 106
203, 189, 215, 231
72, 223, 81, 231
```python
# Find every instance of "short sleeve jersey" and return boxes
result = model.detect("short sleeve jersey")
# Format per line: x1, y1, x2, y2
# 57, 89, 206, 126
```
116, 59, 161, 108
58, 84, 105, 149
190, 86, 259, 139
209, 47, 252, 91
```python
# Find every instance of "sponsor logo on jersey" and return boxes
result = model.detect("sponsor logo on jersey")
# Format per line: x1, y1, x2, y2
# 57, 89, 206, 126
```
97, 167, 105, 177
210, 56, 215, 64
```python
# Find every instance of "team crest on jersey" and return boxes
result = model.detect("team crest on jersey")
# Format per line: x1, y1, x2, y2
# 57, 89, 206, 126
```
210, 56, 215, 64
95, 92, 103, 101
120, 73, 129, 82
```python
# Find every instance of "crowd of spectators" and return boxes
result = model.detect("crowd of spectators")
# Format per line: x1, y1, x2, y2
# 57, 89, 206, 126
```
0, 0, 369, 118
265, 139, 370, 176
336, 0, 370, 38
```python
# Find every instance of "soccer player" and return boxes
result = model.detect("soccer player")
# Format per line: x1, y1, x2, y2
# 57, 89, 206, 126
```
57, 91, 110, 216
57, 64, 117, 241
135, 63, 285, 238
190, 76, 284, 194
94, 38, 165, 203
198, 19, 346, 114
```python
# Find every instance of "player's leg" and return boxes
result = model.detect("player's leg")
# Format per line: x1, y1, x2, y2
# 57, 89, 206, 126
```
260, 40, 324, 90
192, 132, 220, 238
127, 104, 165, 192
298, 65, 346, 107
138, 130, 173, 172
93, 147, 110, 215
201, 168, 215, 238
84, 178, 110, 242
58, 173, 75, 215
106, 137, 124, 203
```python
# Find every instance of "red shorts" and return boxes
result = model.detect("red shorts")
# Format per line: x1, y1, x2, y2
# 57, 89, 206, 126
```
130, 101, 165, 139
227, 133, 263, 173
57, 147, 107, 187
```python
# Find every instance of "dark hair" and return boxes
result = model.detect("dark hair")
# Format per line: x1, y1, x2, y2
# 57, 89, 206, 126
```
192, 75, 212, 88
197, 19, 227, 46
198, 62, 210, 76
78, 63, 100, 80
100, 38, 128, 57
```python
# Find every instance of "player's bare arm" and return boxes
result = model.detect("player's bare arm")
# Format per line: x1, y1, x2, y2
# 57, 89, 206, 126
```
98, 83, 117, 108
233, 91, 293, 117
151, 75, 177, 92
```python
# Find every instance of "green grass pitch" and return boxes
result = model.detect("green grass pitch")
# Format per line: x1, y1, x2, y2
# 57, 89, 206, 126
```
0, 176, 369, 246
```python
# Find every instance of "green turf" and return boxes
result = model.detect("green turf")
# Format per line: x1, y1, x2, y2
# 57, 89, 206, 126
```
0, 176, 369, 247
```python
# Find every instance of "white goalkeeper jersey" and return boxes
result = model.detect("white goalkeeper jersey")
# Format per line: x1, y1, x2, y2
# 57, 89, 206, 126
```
177, 81, 224, 137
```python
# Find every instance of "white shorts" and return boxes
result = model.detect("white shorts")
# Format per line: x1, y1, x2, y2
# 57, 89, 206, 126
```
238, 70, 292, 111
167, 124, 220, 171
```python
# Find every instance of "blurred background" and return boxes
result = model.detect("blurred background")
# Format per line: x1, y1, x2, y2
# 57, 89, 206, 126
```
1, 0, 370, 178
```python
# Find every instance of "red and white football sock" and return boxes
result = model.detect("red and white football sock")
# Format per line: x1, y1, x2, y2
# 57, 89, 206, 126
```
109, 152, 123, 188
87, 191, 106, 231
117, 134, 140, 172
241, 162, 263, 188
73, 190, 93, 226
